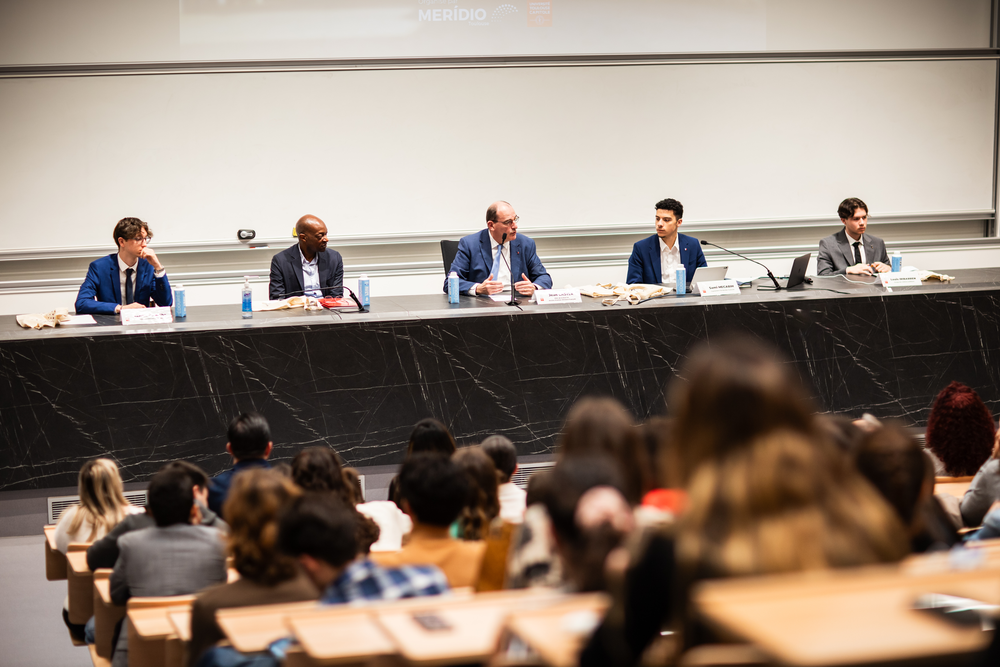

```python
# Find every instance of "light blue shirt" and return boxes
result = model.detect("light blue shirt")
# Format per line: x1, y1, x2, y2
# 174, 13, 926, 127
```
298, 247, 322, 298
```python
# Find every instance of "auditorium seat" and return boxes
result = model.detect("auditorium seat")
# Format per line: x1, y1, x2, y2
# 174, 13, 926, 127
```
126, 595, 196, 667
92, 568, 125, 661
66, 543, 94, 625
44, 524, 67, 581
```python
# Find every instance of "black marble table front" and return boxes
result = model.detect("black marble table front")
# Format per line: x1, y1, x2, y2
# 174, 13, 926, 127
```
2, 269, 999, 491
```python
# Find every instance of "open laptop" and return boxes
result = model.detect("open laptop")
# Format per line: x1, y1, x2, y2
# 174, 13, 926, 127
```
689, 265, 728, 292
783, 252, 811, 289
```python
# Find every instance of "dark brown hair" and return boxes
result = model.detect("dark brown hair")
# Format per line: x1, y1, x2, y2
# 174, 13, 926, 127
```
112, 217, 152, 247
557, 397, 647, 505
223, 468, 301, 585
837, 197, 868, 220
452, 446, 500, 540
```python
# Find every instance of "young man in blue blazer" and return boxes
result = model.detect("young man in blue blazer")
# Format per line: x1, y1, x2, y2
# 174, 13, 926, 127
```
445, 200, 552, 297
75, 217, 172, 315
626, 198, 707, 285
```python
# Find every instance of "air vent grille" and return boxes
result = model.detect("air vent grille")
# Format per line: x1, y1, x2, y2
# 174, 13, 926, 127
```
510, 461, 554, 490
47, 490, 148, 525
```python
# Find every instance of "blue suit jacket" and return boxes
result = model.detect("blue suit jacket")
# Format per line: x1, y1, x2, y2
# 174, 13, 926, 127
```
444, 230, 552, 295
75, 253, 173, 315
626, 233, 707, 284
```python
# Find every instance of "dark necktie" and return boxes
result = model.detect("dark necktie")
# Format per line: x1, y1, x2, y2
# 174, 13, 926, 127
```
125, 268, 134, 305
852, 241, 862, 266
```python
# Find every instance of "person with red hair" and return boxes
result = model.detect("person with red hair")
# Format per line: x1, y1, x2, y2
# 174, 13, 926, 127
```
925, 381, 996, 477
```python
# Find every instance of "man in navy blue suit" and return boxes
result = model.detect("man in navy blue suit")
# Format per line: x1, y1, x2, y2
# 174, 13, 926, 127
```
444, 201, 552, 297
269, 214, 344, 300
75, 217, 173, 315
626, 198, 707, 285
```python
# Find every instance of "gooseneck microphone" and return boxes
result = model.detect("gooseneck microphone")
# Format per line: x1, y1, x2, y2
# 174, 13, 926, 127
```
699, 239, 782, 291
498, 233, 520, 306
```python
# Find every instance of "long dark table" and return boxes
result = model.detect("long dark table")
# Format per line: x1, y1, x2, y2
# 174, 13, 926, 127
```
2, 269, 999, 491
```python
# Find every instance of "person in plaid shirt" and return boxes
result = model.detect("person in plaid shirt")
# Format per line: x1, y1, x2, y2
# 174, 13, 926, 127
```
278, 493, 450, 603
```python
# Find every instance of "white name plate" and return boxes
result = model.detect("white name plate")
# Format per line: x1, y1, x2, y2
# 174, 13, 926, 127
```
535, 289, 582, 305
880, 273, 921, 287
698, 280, 741, 297
121, 306, 174, 325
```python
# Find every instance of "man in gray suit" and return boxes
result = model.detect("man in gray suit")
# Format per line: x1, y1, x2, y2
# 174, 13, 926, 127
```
110, 466, 227, 667
817, 197, 891, 276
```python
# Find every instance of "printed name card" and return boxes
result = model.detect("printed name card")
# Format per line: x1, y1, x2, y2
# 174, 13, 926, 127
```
880, 273, 921, 288
535, 289, 582, 305
121, 306, 174, 325
698, 280, 741, 297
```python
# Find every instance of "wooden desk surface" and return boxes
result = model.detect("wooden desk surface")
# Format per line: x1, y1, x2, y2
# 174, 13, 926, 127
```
168, 610, 192, 643
937, 481, 972, 498
501, 593, 610, 667
216, 600, 321, 654
129, 604, 192, 640
93, 575, 112, 605
43, 524, 58, 551
65, 549, 89, 573
695, 563, 999, 666
289, 613, 395, 665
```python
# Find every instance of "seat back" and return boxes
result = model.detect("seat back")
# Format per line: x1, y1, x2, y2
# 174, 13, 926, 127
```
44, 524, 67, 581
126, 595, 196, 667
440, 240, 460, 275
66, 543, 94, 625
93, 568, 126, 660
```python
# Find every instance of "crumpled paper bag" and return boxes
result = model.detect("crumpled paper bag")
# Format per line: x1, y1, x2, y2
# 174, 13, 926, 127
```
16, 308, 71, 329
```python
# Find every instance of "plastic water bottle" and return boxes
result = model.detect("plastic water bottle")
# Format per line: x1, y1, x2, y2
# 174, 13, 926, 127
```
448, 272, 460, 304
891, 252, 902, 273
359, 274, 370, 307
241, 277, 252, 319
173, 284, 186, 318
675, 266, 686, 295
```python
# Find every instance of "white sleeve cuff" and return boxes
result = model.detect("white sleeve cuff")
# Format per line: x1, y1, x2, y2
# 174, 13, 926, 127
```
154, 268, 166, 278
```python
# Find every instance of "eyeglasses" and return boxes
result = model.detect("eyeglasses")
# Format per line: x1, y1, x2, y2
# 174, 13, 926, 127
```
130, 236, 150, 244
497, 216, 519, 226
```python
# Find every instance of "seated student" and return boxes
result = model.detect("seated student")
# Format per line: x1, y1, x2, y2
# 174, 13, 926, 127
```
88, 461, 226, 571
480, 435, 527, 524
925, 381, 996, 478
188, 469, 318, 667
373, 454, 487, 588
55, 458, 143, 640
111, 467, 228, 667
387, 418, 458, 508
195, 493, 449, 667
854, 423, 959, 553
290, 446, 382, 553
208, 412, 273, 517
342, 465, 412, 552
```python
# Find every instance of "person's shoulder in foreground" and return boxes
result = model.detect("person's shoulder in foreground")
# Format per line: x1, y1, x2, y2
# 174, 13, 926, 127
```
444, 200, 551, 297
75, 217, 172, 315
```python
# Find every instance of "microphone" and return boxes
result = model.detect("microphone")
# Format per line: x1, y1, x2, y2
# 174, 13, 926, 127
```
699, 239, 782, 291
498, 232, 518, 306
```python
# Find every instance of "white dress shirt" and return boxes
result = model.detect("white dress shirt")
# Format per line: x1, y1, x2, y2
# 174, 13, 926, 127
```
117, 254, 139, 305
660, 237, 681, 283
298, 247, 322, 298
470, 235, 512, 295
847, 232, 867, 265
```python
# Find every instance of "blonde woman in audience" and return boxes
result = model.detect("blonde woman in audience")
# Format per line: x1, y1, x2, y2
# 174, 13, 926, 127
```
55, 458, 142, 641
55, 458, 141, 553
189, 468, 317, 667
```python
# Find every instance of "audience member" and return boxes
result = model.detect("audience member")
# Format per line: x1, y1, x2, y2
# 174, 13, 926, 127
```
452, 446, 501, 540
636, 417, 685, 518
388, 418, 458, 507
188, 469, 318, 667
481, 435, 527, 524
88, 461, 226, 571
506, 469, 564, 589
959, 428, 1000, 527
111, 467, 227, 667
55, 458, 143, 640
373, 454, 487, 588
543, 458, 631, 592
557, 397, 647, 505
925, 381, 996, 477
208, 412, 273, 516
291, 446, 382, 553
854, 423, 958, 552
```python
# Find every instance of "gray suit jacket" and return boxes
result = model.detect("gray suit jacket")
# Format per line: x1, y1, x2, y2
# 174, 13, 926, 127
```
816, 229, 889, 276
110, 524, 227, 666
